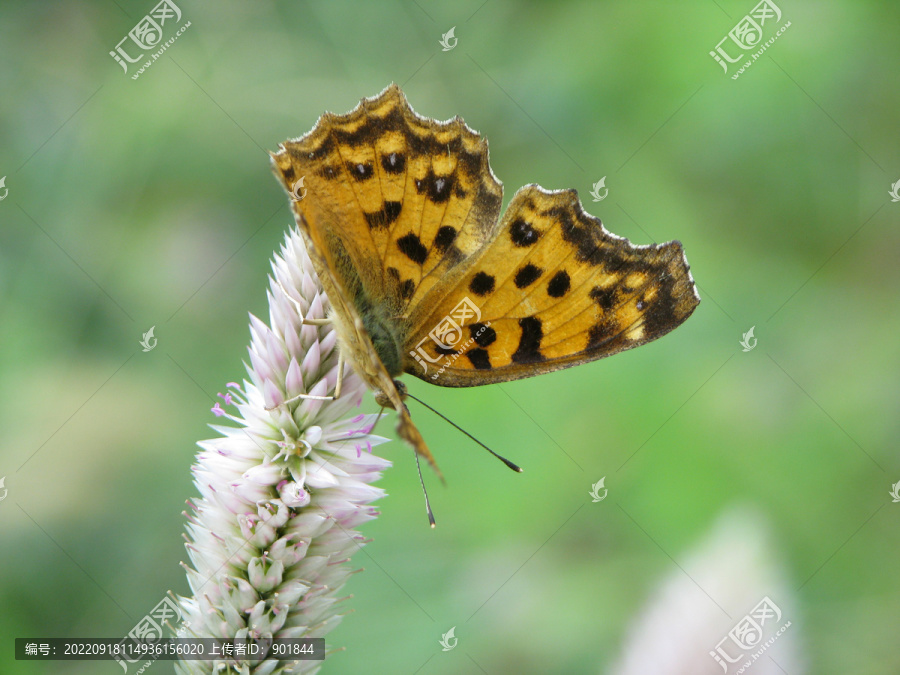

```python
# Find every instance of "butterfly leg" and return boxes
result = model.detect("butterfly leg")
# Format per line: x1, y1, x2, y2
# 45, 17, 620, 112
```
333, 349, 344, 399
275, 277, 332, 326
264, 349, 345, 410
266, 391, 333, 409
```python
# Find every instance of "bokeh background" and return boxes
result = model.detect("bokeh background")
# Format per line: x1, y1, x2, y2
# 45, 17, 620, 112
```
1, 1, 899, 673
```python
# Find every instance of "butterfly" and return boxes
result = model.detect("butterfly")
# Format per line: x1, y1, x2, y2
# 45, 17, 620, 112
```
270, 84, 699, 480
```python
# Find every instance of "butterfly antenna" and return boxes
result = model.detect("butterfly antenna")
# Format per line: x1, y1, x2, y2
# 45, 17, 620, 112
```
406, 393, 523, 473
414, 449, 436, 528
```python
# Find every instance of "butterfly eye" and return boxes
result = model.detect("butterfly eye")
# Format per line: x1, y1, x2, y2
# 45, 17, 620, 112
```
392, 380, 408, 398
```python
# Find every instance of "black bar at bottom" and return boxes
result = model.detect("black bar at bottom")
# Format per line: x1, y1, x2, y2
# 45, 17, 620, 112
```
15, 637, 325, 661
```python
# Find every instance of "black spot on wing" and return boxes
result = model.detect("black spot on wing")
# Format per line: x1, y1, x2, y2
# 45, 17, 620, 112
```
415, 169, 455, 204
469, 271, 495, 296
510, 219, 540, 247
467, 348, 492, 370
397, 233, 428, 265
511, 317, 544, 364
381, 152, 406, 174
547, 270, 570, 297
470, 323, 496, 347
514, 264, 543, 289
348, 161, 374, 181
434, 226, 458, 252
364, 201, 402, 229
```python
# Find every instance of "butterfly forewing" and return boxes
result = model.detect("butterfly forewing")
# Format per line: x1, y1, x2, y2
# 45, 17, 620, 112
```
404, 185, 700, 386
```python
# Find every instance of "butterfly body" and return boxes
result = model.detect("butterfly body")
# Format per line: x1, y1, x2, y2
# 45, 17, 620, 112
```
271, 84, 700, 473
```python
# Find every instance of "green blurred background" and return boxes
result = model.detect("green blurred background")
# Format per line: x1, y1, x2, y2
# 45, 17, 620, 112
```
1, 1, 898, 673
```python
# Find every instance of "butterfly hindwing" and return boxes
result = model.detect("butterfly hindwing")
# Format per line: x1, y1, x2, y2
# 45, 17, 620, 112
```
404, 185, 700, 386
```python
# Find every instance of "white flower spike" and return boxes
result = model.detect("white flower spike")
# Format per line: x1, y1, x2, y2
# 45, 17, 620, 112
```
176, 228, 391, 674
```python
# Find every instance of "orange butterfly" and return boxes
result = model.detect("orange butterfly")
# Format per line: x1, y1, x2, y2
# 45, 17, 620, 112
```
270, 84, 699, 487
